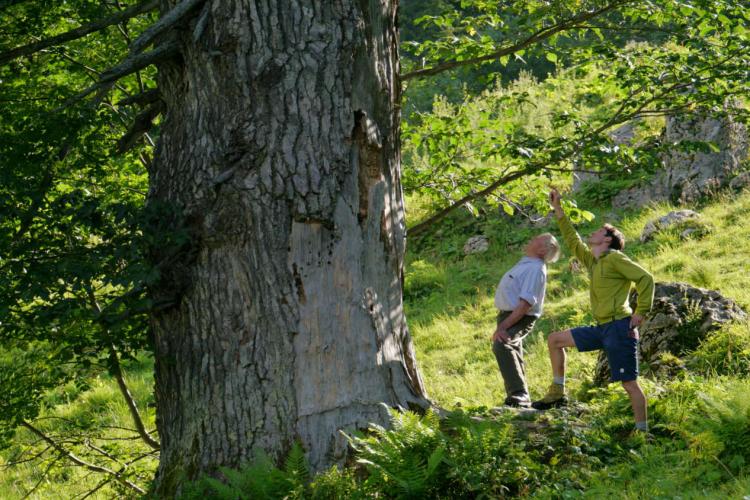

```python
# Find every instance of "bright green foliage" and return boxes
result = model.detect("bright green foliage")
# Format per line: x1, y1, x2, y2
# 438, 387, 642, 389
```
0, 356, 158, 498
348, 409, 446, 498
3, 0, 750, 497
0, 1, 164, 496
692, 383, 750, 475
403, 0, 750, 235
688, 321, 750, 376
0, 0, 165, 446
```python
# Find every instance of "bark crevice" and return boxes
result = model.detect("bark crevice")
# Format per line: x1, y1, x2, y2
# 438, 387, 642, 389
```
150, 1, 428, 494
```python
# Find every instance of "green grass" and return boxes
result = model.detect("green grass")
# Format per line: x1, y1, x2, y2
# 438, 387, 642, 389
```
4, 190, 750, 498
402, 187, 750, 497
0, 357, 157, 499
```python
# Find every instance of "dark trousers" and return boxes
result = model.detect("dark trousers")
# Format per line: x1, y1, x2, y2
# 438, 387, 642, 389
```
492, 311, 537, 396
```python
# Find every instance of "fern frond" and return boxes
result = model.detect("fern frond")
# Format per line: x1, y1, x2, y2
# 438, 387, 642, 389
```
284, 442, 310, 485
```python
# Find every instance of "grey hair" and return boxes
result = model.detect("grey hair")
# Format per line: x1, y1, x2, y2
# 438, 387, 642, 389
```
540, 233, 560, 263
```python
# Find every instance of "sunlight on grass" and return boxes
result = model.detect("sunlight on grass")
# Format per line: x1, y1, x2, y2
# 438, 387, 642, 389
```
407, 188, 750, 413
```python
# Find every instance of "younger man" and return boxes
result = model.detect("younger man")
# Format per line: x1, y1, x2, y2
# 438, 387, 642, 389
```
533, 189, 654, 433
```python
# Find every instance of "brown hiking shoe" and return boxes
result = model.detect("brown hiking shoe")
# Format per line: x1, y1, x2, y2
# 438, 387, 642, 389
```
531, 383, 568, 410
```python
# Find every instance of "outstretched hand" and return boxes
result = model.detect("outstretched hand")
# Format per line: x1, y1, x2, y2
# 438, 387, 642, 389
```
549, 187, 563, 213
549, 188, 563, 217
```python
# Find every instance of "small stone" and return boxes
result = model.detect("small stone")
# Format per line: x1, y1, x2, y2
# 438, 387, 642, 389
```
463, 235, 489, 255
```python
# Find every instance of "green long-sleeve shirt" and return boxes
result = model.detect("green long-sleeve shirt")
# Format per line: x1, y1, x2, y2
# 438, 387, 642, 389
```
557, 213, 654, 324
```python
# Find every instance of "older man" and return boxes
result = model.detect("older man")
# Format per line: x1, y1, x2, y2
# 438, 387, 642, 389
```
492, 233, 560, 408
533, 188, 654, 433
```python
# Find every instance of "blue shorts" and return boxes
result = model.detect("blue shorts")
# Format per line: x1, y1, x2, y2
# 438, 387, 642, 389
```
571, 317, 639, 382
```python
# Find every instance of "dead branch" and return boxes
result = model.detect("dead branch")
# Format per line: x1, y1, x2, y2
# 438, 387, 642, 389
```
129, 0, 205, 54
20, 421, 146, 495
117, 100, 164, 154
0, 0, 158, 66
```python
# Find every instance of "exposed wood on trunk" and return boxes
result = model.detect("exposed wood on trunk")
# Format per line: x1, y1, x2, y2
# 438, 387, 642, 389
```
149, 0, 429, 495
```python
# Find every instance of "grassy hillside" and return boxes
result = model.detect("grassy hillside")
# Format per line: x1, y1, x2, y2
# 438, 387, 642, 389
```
402, 188, 750, 498
3, 190, 750, 498
407, 189, 750, 407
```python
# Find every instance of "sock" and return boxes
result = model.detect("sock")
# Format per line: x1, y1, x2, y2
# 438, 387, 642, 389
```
635, 421, 649, 432
553, 376, 565, 386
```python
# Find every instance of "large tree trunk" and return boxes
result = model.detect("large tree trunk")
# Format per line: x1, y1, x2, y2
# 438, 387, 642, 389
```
149, 0, 428, 494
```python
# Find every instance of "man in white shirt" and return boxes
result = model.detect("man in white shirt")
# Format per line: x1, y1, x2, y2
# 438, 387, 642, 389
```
492, 233, 560, 407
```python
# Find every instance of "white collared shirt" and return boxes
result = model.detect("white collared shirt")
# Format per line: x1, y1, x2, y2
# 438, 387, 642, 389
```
494, 256, 547, 317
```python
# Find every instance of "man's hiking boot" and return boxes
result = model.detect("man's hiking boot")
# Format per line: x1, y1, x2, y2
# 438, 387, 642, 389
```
503, 391, 531, 408
531, 383, 568, 410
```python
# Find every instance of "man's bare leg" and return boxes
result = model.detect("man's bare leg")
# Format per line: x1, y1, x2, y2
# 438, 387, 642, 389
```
548, 329, 575, 379
532, 330, 576, 409
622, 380, 648, 431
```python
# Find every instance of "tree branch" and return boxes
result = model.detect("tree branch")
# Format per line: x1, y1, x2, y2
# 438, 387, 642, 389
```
0, 0, 158, 65
19, 421, 146, 495
117, 88, 160, 107
129, 0, 205, 54
408, 167, 533, 237
101, 39, 179, 85
84, 286, 160, 451
117, 100, 164, 154
21, 455, 62, 500
108, 348, 161, 451
401, 0, 631, 81
78, 477, 112, 500
61, 39, 179, 108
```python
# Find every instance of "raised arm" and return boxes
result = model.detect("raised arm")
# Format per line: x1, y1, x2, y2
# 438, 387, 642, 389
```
549, 189, 594, 270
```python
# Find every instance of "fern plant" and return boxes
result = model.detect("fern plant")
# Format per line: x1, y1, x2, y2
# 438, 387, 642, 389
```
346, 409, 447, 499
179, 442, 309, 499
688, 321, 750, 376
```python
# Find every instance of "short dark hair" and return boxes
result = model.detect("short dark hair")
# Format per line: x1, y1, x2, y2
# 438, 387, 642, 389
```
603, 224, 625, 250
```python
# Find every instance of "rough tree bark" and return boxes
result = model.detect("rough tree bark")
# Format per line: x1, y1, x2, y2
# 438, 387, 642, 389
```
149, 0, 428, 494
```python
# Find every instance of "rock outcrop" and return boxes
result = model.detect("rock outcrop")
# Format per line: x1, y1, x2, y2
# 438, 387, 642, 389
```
593, 282, 746, 384
612, 108, 748, 209
640, 210, 701, 242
